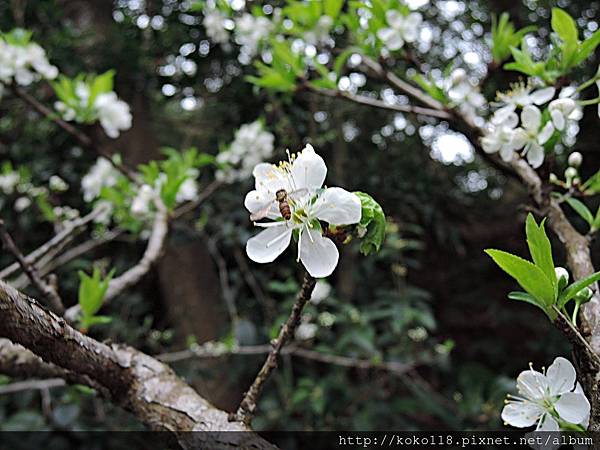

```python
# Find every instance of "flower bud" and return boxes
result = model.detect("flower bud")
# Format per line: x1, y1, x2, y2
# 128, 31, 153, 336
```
568, 152, 583, 168
555, 267, 569, 291
549, 173, 559, 184
565, 167, 578, 180
575, 287, 593, 304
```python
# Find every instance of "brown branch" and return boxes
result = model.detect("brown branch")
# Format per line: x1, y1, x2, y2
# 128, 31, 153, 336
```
0, 281, 276, 447
64, 198, 169, 321
157, 343, 416, 376
304, 84, 452, 120
0, 220, 64, 314
11, 85, 138, 181
233, 273, 316, 424
0, 205, 106, 280
0, 377, 66, 395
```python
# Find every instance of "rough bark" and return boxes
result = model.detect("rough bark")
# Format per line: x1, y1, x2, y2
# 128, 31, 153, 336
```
0, 280, 276, 449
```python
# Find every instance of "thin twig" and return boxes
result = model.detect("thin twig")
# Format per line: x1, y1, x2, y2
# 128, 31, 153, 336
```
0, 205, 106, 280
157, 343, 415, 376
0, 378, 65, 395
305, 85, 452, 120
11, 84, 138, 181
0, 220, 64, 314
232, 273, 316, 425
553, 306, 600, 368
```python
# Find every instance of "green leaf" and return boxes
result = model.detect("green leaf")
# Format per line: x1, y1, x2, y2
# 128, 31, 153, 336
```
565, 197, 594, 226
551, 8, 578, 45
525, 214, 557, 292
323, 0, 344, 19
575, 29, 600, 65
354, 192, 385, 255
485, 249, 555, 307
559, 272, 600, 307
508, 291, 543, 308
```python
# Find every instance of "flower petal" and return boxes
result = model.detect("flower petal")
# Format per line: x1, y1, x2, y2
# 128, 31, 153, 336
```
546, 356, 577, 396
531, 87, 556, 105
501, 401, 543, 428
244, 189, 279, 219
386, 9, 404, 28
246, 225, 292, 263
550, 109, 565, 131
555, 392, 590, 425
511, 129, 528, 150
300, 227, 339, 278
253, 163, 291, 193
538, 121, 555, 145
313, 187, 362, 225
526, 142, 545, 169
536, 414, 559, 432
521, 105, 542, 131
291, 144, 327, 191
517, 369, 548, 401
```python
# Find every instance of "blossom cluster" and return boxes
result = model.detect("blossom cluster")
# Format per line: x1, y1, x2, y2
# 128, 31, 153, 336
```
216, 120, 275, 183
245, 144, 362, 278
0, 31, 58, 88
502, 357, 590, 432
481, 83, 581, 168
444, 69, 486, 125
54, 82, 132, 139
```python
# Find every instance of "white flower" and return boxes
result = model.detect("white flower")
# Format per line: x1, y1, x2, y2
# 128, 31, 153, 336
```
548, 98, 577, 131
295, 322, 318, 340
131, 184, 155, 216
493, 85, 555, 124
0, 172, 20, 194
304, 16, 334, 47
445, 68, 486, 123
176, 177, 198, 203
0, 38, 57, 85
310, 280, 331, 304
481, 111, 519, 162
234, 14, 273, 57
376, 10, 422, 51
245, 144, 362, 278
81, 158, 119, 202
14, 196, 31, 212
49, 175, 69, 192
203, 8, 230, 44
216, 120, 275, 183
93, 92, 132, 139
93, 200, 113, 225
512, 105, 555, 169
502, 357, 590, 431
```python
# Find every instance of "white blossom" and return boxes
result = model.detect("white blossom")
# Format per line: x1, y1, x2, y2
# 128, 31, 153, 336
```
376, 10, 422, 51
176, 177, 199, 203
0, 38, 57, 86
14, 196, 31, 212
49, 175, 69, 192
81, 158, 120, 202
0, 172, 20, 194
93, 92, 132, 139
130, 184, 155, 216
493, 85, 555, 124
511, 106, 555, 169
295, 322, 318, 340
310, 280, 331, 304
245, 144, 362, 278
502, 357, 590, 431
567, 152, 583, 168
216, 120, 275, 183
444, 68, 486, 123
481, 111, 519, 162
234, 14, 273, 57
203, 8, 230, 44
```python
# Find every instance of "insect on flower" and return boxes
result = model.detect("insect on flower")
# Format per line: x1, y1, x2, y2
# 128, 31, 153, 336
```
249, 188, 308, 222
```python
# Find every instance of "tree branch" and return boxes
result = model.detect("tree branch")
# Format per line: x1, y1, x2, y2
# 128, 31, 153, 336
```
0, 220, 64, 314
233, 273, 316, 424
0, 281, 276, 448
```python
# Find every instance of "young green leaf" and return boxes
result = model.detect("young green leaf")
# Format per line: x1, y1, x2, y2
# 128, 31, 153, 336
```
558, 271, 600, 307
354, 191, 385, 255
485, 249, 555, 306
551, 8, 578, 45
525, 214, 557, 292
565, 197, 594, 226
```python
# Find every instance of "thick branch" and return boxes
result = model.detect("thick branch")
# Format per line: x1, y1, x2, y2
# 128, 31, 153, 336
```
0, 281, 276, 448
234, 274, 316, 424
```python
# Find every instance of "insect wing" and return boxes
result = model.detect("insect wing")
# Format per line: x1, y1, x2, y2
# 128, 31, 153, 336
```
249, 201, 275, 221
287, 188, 309, 202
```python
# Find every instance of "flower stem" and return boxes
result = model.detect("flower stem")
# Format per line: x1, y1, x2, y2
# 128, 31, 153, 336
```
231, 272, 316, 425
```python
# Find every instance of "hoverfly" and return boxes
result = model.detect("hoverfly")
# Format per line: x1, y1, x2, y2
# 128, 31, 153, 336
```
250, 188, 309, 222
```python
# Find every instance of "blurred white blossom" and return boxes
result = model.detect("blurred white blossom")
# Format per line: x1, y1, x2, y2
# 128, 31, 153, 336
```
0, 36, 58, 86
81, 158, 119, 202
376, 10, 422, 51
131, 184, 155, 216
234, 13, 273, 57
0, 172, 20, 194
310, 280, 331, 304
203, 7, 230, 45
94, 92, 132, 139
216, 120, 275, 183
